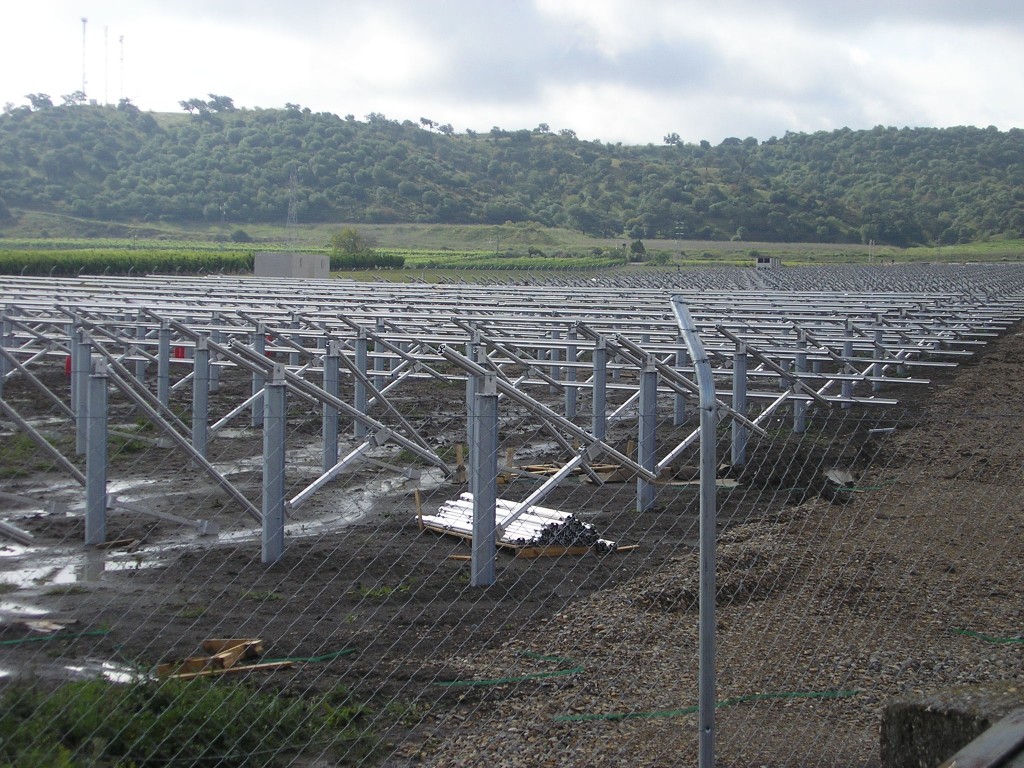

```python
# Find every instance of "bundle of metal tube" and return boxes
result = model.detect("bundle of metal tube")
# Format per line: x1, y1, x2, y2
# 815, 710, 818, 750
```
425, 494, 612, 549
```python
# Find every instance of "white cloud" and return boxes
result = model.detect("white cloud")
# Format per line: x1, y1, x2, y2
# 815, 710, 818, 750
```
3, 0, 1024, 144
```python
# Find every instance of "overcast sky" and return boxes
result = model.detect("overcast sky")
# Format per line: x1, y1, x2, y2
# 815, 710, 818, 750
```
3, 1, 1023, 145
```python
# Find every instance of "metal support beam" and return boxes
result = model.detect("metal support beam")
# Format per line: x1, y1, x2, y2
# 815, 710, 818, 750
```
731, 341, 748, 467
470, 373, 498, 586
592, 337, 607, 440
262, 364, 287, 564
322, 340, 340, 473
637, 355, 658, 512
354, 328, 368, 438
192, 336, 210, 460
251, 323, 266, 427
85, 357, 108, 546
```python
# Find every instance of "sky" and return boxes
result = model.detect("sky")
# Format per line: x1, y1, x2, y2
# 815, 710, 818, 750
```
2, 0, 1023, 146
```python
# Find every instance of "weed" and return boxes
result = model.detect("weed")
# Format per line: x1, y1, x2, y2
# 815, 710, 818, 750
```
0, 677, 377, 766
352, 581, 411, 600
241, 590, 282, 601
176, 604, 207, 619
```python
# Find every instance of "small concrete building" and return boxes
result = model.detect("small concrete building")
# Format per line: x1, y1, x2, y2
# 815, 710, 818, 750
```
754, 254, 781, 269
254, 252, 329, 279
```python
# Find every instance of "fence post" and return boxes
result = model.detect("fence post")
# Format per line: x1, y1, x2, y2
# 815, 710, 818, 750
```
322, 340, 340, 473
671, 297, 717, 768
0, 310, 10, 399
466, 332, 480, 458
592, 337, 607, 440
637, 355, 658, 512
85, 356, 108, 547
732, 340, 748, 467
262, 363, 287, 565
471, 373, 498, 586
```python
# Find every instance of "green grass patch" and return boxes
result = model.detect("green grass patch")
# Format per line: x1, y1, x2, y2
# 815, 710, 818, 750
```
0, 678, 376, 767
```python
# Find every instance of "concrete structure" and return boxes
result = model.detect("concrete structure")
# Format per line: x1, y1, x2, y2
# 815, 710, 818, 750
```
254, 252, 329, 279
754, 254, 781, 269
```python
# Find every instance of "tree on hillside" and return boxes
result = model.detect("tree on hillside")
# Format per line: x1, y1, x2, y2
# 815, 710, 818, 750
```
62, 91, 88, 106
207, 94, 236, 112
25, 93, 53, 110
331, 226, 377, 255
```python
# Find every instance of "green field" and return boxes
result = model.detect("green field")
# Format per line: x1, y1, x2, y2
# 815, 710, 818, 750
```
2, 211, 1023, 276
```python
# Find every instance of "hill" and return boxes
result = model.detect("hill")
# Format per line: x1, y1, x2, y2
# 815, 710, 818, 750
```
1, 100, 1023, 246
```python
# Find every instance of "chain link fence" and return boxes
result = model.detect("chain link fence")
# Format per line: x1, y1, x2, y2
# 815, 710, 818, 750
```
0, 279, 1021, 767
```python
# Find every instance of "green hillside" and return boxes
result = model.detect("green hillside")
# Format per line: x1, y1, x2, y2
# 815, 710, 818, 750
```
1, 98, 1023, 247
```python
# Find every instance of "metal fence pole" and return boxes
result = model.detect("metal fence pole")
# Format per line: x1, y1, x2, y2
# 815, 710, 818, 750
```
192, 336, 210, 460
842, 325, 854, 408
672, 296, 717, 768
85, 357, 108, 547
0, 311, 10, 399
322, 340, 340, 473
262, 364, 287, 565
637, 355, 658, 512
592, 337, 607, 440
466, 332, 480, 458
471, 373, 498, 586
731, 341, 748, 467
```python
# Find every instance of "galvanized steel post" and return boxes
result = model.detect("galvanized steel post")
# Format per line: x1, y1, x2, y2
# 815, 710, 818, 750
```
85, 357, 108, 547
354, 328, 368, 439
157, 319, 171, 410
731, 340, 748, 467
793, 331, 807, 433
192, 336, 210, 460
471, 373, 498, 586
637, 355, 658, 512
251, 323, 266, 427
565, 328, 578, 419
322, 340, 340, 473
74, 325, 91, 456
671, 296, 717, 768
134, 310, 147, 384
262, 364, 287, 564
592, 337, 607, 440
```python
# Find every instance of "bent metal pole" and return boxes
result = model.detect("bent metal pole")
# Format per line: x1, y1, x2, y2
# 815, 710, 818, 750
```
671, 296, 717, 768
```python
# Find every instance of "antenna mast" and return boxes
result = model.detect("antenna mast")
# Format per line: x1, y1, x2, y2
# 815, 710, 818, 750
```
81, 17, 88, 97
119, 35, 125, 101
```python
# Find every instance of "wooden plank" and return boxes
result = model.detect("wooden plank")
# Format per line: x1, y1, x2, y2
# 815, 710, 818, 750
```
937, 708, 1024, 768
167, 660, 295, 680
514, 546, 591, 559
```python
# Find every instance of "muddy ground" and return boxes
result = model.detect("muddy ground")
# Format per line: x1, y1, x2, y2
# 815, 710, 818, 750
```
0, 330, 1020, 766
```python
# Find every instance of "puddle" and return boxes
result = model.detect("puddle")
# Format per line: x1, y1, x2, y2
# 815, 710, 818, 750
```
0, 601, 49, 617
0, 552, 159, 590
64, 659, 150, 684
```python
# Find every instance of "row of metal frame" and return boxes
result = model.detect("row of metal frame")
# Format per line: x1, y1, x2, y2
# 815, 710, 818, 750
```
2, 266, 1024, 562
